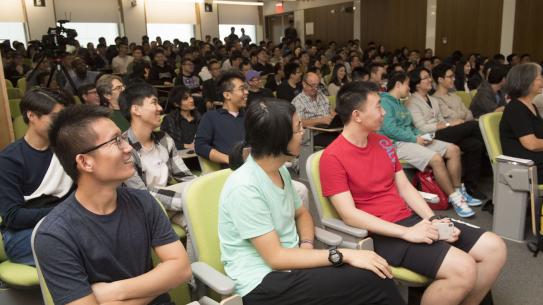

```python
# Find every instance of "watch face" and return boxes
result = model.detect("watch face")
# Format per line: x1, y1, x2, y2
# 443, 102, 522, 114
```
331, 253, 340, 263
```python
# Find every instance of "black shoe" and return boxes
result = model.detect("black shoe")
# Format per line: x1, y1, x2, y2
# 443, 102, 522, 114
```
465, 185, 488, 201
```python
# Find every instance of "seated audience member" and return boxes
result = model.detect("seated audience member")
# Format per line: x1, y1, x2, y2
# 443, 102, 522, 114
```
320, 81, 506, 305
351, 66, 370, 82
96, 74, 130, 132
79, 84, 101, 106
175, 58, 203, 93
432, 64, 475, 122
4, 52, 31, 85
265, 62, 284, 92
36, 71, 60, 90
253, 48, 274, 76
125, 61, 151, 86
120, 83, 194, 227
470, 65, 508, 118
24, 54, 50, 90
64, 57, 100, 95
246, 70, 274, 106
111, 42, 133, 75
407, 67, 486, 204
35, 105, 191, 305
500, 63, 543, 182
221, 51, 243, 71
453, 60, 471, 92
195, 71, 247, 165
219, 99, 405, 305
161, 86, 201, 150
276, 63, 303, 102
0, 89, 72, 266
126, 45, 148, 74
149, 49, 177, 86
368, 63, 386, 91
380, 72, 470, 217
328, 64, 349, 97
239, 60, 252, 76
202, 59, 223, 112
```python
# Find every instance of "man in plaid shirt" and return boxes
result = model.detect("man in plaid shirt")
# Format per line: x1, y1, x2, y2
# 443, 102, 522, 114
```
120, 83, 194, 225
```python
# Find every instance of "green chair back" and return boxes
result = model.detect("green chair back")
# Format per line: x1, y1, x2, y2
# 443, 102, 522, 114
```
183, 169, 232, 273
478, 112, 503, 166
17, 77, 27, 93
7, 87, 21, 99
13, 116, 28, 139
5, 79, 14, 88
323, 74, 332, 85
456, 91, 472, 109
328, 95, 336, 112
73, 95, 81, 104
306, 151, 340, 221
198, 156, 222, 175
9, 98, 21, 119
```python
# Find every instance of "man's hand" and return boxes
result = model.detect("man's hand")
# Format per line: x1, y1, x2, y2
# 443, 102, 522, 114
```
400, 219, 438, 244
342, 249, 393, 279
416, 136, 432, 146
430, 218, 461, 243
91, 282, 119, 304
320, 115, 333, 125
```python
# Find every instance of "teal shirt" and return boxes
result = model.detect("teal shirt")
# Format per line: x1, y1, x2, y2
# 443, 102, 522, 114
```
379, 92, 420, 143
218, 156, 302, 296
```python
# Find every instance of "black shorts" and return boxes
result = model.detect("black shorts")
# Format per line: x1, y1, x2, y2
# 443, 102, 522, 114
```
372, 214, 485, 279
243, 265, 405, 305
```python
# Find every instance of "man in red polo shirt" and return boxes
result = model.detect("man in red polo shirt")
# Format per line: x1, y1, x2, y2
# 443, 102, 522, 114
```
319, 81, 506, 305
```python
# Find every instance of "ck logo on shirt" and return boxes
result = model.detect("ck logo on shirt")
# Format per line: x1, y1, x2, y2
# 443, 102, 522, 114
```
379, 138, 397, 165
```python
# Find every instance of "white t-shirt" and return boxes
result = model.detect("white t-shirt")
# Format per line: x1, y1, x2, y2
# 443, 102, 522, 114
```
140, 143, 169, 188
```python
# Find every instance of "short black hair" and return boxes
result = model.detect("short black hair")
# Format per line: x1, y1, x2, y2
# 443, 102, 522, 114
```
408, 67, 431, 93
351, 67, 369, 81
506, 53, 518, 63
229, 98, 296, 169
49, 105, 112, 181
488, 64, 508, 85
386, 71, 409, 92
78, 83, 96, 96
432, 63, 453, 83
284, 63, 300, 79
167, 86, 192, 109
119, 83, 157, 121
336, 81, 380, 124
20, 88, 72, 124
217, 70, 245, 96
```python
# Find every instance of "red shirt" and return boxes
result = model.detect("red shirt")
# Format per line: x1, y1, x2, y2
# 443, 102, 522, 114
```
320, 133, 412, 223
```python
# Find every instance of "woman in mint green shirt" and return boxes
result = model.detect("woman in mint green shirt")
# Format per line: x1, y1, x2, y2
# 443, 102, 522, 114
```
218, 98, 404, 305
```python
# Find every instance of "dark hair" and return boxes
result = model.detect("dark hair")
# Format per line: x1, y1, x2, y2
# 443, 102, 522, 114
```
119, 83, 157, 121
493, 53, 505, 62
330, 64, 348, 86
284, 63, 300, 80
336, 81, 379, 124
506, 53, 518, 64
78, 84, 96, 96
454, 60, 468, 90
431, 63, 453, 83
351, 67, 369, 81
49, 105, 112, 181
504, 63, 542, 99
487, 64, 508, 85
386, 71, 409, 92
207, 59, 220, 69
20, 88, 72, 124
217, 70, 245, 96
167, 86, 191, 109
229, 98, 296, 170
408, 67, 431, 93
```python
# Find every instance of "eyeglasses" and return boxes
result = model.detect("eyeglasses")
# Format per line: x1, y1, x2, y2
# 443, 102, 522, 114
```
444, 74, 455, 79
229, 85, 249, 93
304, 80, 320, 89
112, 84, 125, 92
79, 134, 128, 155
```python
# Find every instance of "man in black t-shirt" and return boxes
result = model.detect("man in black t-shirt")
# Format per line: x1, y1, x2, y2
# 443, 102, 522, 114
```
276, 62, 302, 102
34, 105, 191, 305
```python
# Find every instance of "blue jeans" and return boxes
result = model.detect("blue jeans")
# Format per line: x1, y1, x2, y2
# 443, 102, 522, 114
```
2, 228, 35, 266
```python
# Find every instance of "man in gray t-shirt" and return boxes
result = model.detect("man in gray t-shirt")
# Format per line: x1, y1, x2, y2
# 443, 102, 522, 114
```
34, 105, 191, 305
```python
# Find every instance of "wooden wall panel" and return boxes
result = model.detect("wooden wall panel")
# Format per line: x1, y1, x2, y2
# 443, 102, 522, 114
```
304, 2, 354, 46
435, 0, 503, 58
359, 0, 427, 52
513, 0, 543, 62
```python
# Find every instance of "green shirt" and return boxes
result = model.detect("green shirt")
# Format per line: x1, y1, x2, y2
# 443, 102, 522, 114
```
218, 156, 302, 296
379, 92, 420, 143
111, 109, 130, 132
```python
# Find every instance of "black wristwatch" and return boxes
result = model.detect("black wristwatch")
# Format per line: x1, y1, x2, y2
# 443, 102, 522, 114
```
328, 247, 343, 267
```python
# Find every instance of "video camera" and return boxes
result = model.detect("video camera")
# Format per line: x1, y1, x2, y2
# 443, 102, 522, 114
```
30, 20, 78, 58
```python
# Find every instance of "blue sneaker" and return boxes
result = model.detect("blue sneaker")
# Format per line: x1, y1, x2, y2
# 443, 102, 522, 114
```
449, 193, 476, 218
461, 184, 483, 207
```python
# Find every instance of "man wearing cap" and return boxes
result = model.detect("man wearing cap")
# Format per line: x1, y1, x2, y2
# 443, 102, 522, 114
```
246, 70, 273, 106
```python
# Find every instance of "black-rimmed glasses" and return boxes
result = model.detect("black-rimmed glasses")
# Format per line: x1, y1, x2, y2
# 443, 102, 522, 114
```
79, 134, 128, 155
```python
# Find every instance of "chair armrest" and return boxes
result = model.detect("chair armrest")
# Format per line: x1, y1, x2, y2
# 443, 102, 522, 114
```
419, 191, 439, 204
314, 227, 342, 246
322, 218, 368, 237
191, 262, 235, 295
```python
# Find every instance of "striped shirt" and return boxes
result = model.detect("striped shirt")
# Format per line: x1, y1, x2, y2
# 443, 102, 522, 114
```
292, 91, 330, 120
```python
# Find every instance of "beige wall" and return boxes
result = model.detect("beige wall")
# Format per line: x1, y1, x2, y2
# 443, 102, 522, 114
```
120, 0, 147, 43
0, 0, 25, 22
23, 0, 56, 41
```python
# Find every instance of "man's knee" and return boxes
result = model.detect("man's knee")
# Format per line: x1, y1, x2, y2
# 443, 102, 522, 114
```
445, 144, 461, 159
428, 154, 444, 168
472, 232, 507, 266
438, 248, 477, 289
